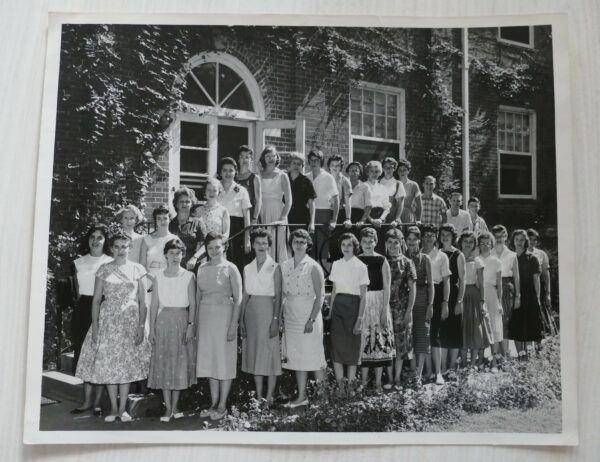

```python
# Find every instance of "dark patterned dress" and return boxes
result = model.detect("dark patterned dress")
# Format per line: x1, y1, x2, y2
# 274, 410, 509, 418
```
410, 252, 432, 355
508, 251, 544, 342
387, 254, 417, 360
441, 248, 463, 348
358, 255, 395, 366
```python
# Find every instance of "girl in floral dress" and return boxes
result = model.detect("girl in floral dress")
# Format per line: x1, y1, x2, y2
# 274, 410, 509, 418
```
384, 228, 416, 389
357, 227, 394, 392
76, 232, 151, 423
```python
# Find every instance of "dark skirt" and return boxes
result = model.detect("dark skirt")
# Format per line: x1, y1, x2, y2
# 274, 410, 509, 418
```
369, 207, 386, 254
227, 216, 247, 273
330, 294, 362, 365
441, 281, 463, 349
312, 209, 333, 269
507, 296, 544, 342
430, 283, 444, 348
71, 295, 93, 373
501, 277, 516, 338
462, 285, 493, 350
412, 285, 431, 354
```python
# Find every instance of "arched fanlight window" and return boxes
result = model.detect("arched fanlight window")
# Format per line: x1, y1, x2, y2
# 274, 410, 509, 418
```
183, 61, 254, 112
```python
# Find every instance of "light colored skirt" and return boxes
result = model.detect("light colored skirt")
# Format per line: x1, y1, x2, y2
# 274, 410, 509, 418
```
148, 308, 197, 390
196, 296, 237, 380
282, 295, 326, 371
242, 295, 283, 376
360, 290, 395, 365
484, 283, 504, 343
462, 285, 493, 350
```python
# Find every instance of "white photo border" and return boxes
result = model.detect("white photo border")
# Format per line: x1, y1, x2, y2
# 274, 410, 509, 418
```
24, 11, 577, 446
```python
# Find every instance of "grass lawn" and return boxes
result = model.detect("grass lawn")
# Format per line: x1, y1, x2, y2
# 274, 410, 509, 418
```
428, 401, 561, 433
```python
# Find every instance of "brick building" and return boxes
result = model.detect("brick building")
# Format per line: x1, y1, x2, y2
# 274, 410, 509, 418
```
52, 25, 556, 233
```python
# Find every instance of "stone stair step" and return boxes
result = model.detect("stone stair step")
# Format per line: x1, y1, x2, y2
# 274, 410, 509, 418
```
59, 352, 75, 373
42, 370, 163, 418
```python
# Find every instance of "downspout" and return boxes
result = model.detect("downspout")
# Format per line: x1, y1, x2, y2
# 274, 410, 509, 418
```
462, 28, 470, 208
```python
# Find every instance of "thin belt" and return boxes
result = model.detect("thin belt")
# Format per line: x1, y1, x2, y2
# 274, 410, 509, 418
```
161, 305, 189, 310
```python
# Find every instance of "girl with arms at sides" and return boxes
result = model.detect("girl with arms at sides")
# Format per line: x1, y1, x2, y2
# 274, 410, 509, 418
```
168, 187, 204, 270
397, 158, 421, 224
508, 229, 544, 359
405, 226, 434, 386
492, 224, 521, 359
479, 232, 504, 372
286, 151, 316, 233
258, 146, 292, 262
459, 231, 492, 369
280, 229, 327, 407
326, 233, 369, 387
383, 228, 416, 390
147, 238, 197, 422
439, 224, 466, 375
240, 228, 283, 405
357, 227, 394, 392
115, 205, 145, 263
236, 145, 262, 225
195, 233, 243, 421
70, 224, 113, 414
421, 224, 451, 385
75, 232, 150, 423
217, 157, 252, 273
379, 157, 406, 226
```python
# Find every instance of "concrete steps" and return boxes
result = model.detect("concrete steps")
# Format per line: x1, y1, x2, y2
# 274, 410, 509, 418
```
42, 352, 163, 418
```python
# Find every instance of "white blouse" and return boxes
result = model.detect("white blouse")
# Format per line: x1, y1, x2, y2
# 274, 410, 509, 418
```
366, 181, 391, 210
446, 209, 472, 234
244, 256, 278, 296
481, 254, 502, 286
496, 246, 517, 277
427, 248, 451, 284
351, 181, 372, 210
379, 177, 406, 199
155, 269, 194, 308
74, 254, 113, 296
218, 182, 252, 218
307, 170, 338, 210
329, 256, 370, 295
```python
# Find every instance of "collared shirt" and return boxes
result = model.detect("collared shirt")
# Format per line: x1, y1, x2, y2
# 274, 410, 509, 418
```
281, 255, 323, 298
446, 209, 472, 234
288, 172, 316, 225
531, 247, 550, 271
351, 181, 372, 210
329, 256, 370, 295
379, 177, 406, 200
73, 254, 113, 296
427, 247, 451, 284
366, 181, 391, 210
481, 253, 502, 286
333, 173, 353, 207
470, 215, 489, 238
218, 182, 252, 218
244, 255, 278, 296
496, 246, 517, 277
306, 170, 338, 210
420, 193, 447, 227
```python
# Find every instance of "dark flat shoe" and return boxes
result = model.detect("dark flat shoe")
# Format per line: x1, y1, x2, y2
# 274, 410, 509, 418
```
70, 406, 92, 415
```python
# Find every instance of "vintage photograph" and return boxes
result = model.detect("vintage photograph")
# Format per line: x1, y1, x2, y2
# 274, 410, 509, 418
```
31, 19, 565, 440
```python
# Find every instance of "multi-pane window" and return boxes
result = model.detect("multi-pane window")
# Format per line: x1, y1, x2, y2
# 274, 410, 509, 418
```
350, 85, 403, 166
498, 26, 534, 48
497, 107, 536, 198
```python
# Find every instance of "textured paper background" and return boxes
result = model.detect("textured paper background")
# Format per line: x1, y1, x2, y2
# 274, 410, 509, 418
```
2, 0, 597, 459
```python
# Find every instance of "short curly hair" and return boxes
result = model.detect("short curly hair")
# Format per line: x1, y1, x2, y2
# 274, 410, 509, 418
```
250, 227, 273, 247
438, 223, 458, 245
80, 223, 111, 255
360, 227, 379, 243
457, 230, 477, 251
288, 228, 313, 252
172, 187, 196, 212
307, 149, 325, 166
152, 205, 171, 224
338, 232, 360, 254
163, 237, 187, 256
509, 229, 530, 251
115, 204, 144, 225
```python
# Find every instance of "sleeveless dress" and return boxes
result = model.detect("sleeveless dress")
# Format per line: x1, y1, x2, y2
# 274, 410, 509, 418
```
441, 248, 463, 349
410, 252, 431, 355
358, 255, 395, 366
281, 256, 327, 371
462, 256, 493, 349
75, 261, 151, 384
260, 172, 289, 262
147, 269, 197, 390
196, 262, 240, 380
508, 251, 544, 342
387, 254, 416, 360
237, 172, 258, 221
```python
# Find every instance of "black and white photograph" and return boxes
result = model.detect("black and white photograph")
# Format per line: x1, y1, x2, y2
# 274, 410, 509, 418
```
23, 12, 577, 446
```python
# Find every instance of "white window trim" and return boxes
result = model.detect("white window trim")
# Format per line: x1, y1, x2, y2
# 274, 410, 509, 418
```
497, 106, 537, 199
497, 26, 534, 49
348, 81, 406, 162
